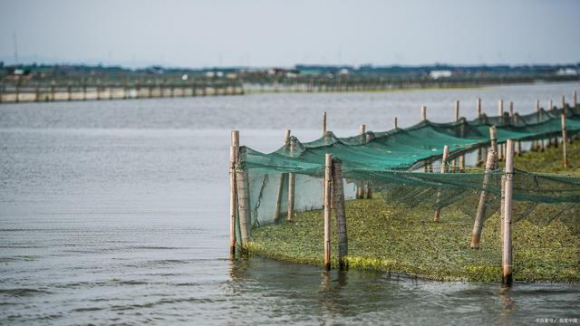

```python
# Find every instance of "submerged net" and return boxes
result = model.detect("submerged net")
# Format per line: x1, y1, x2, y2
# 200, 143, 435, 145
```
234, 104, 580, 281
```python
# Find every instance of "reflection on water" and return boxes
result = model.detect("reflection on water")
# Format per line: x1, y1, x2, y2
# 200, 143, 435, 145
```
1, 83, 579, 324
225, 258, 578, 325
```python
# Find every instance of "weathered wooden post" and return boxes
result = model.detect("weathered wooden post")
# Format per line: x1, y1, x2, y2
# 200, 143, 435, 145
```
287, 137, 296, 221
323, 154, 333, 270
333, 158, 348, 270
549, 99, 553, 110
322, 112, 327, 134
498, 100, 505, 160
394, 117, 398, 129
490, 126, 498, 155
357, 124, 366, 199
502, 139, 515, 287
433, 145, 450, 222
454, 100, 460, 121
561, 114, 568, 168
421, 105, 427, 121
477, 98, 483, 163
498, 100, 504, 122
229, 131, 239, 256
562, 96, 566, 114
470, 150, 497, 248
235, 132, 252, 250
274, 130, 291, 222
574, 91, 578, 113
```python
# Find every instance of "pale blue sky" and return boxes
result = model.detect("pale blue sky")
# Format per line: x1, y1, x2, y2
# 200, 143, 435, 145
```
1, 0, 579, 68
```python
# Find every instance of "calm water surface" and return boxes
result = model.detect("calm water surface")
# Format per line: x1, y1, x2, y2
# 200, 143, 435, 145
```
1, 83, 579, 325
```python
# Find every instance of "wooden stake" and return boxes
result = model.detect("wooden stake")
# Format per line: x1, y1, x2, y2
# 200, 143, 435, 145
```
500, 174, 506, 242
574, 91, 578, 111
287, 137, 296, 221
562, 95, 566, 113
498, 100, 504, 124
549, 99, 553, 110
471, 150, 497, 249
394, 117, 398, 129
477, 98, 483, 163
274, 130, 291, 222
324, 154, 332, 270
333, 158, 348, 270
421, 105, 427, 121
357, 124, 366, 199
502, 140, 515, 287
433, 145, 449, 222
359, 124, 366, 142
235, 133, 251, 249
322, 112, 327, 134
489, 126, 498, 155
455, 100, 460, 121
229, 144, 238, 256
562, 114, 568, 168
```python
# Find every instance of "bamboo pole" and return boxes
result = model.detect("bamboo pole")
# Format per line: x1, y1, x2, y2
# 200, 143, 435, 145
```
323, 154, 332, 270
421, 105, 427, 121
433, 145, 449, 222
274, 130, 291, 222
502, 140, 515, 287
562, 114, 568, 168
229, 134, 238, 256
470, 150, 497, 249
333, 158, 348, 270
287, 137, 296, 221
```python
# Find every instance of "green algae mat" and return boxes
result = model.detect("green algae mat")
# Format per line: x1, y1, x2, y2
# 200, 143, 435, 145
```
249, 199, 579, 282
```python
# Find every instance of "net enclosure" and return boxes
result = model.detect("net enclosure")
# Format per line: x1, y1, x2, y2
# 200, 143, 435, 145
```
230, 103, 580, 283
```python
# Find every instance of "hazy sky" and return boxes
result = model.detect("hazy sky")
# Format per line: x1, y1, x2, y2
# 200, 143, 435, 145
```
1, 0, 579, 68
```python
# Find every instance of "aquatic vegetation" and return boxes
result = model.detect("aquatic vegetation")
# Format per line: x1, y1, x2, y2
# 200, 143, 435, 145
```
249, 143, 580, 282
250, 200, 578, 282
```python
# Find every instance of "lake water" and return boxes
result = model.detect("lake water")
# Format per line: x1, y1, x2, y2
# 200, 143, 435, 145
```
1, 82, 579, 325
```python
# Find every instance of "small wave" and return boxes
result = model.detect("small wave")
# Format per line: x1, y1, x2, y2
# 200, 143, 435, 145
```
0, 288, 51, 297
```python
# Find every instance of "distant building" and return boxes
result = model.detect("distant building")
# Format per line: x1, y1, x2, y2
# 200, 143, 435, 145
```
429, 70, 452, 79
556, 68, 578, 76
